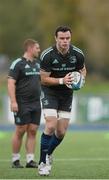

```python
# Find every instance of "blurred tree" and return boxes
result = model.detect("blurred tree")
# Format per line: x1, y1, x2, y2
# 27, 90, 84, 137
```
78, 0, 109, 78
0, 0, 42, 58
0, 0, 109, 79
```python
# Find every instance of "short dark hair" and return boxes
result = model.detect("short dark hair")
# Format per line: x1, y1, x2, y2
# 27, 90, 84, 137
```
23, 39, 38, 51
55, 26, 72, 37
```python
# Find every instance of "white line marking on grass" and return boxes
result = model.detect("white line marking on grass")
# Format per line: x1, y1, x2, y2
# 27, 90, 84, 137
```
1, 158, 109, 162
55, 158, 109, 161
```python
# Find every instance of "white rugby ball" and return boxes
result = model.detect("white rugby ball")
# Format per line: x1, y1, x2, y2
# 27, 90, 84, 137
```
66, 71, 85, 90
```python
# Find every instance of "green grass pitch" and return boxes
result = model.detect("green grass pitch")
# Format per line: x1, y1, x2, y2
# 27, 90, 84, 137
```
0, 130, 109, 179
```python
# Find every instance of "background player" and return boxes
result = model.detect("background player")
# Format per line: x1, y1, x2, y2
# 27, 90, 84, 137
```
8, 39, 41, 168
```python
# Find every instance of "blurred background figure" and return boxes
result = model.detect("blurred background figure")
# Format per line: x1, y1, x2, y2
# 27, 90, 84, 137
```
8, 39, 41, 168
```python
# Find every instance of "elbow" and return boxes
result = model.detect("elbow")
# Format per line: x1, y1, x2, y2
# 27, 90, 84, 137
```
84, 69, 87, 77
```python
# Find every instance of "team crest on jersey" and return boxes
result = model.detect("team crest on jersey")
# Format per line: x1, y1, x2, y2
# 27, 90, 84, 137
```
36, 63, 40, 69
33, 68, 36, 72
52, 59, 59, 64
62, 64, 66, 68
70, 56, 77, 63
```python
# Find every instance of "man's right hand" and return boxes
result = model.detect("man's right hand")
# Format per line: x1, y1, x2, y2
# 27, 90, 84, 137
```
11, 101, 18, 112
63, 73, 74, 85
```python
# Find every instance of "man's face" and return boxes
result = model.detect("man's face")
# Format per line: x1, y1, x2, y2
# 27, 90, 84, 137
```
31, 43, 41, 58
55, 31, 71, 50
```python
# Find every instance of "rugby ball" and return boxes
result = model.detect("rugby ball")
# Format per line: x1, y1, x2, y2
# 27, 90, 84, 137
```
66, 71, 85, 90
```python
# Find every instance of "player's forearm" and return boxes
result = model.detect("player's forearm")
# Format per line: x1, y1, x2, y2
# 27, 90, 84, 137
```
8, 80, 17, 103
79, 66, 87, 77
41, 76, 60, 86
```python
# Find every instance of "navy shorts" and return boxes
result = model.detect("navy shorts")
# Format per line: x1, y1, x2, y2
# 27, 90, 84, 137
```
42, 89, 73, 112
14, 101, 41, 125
